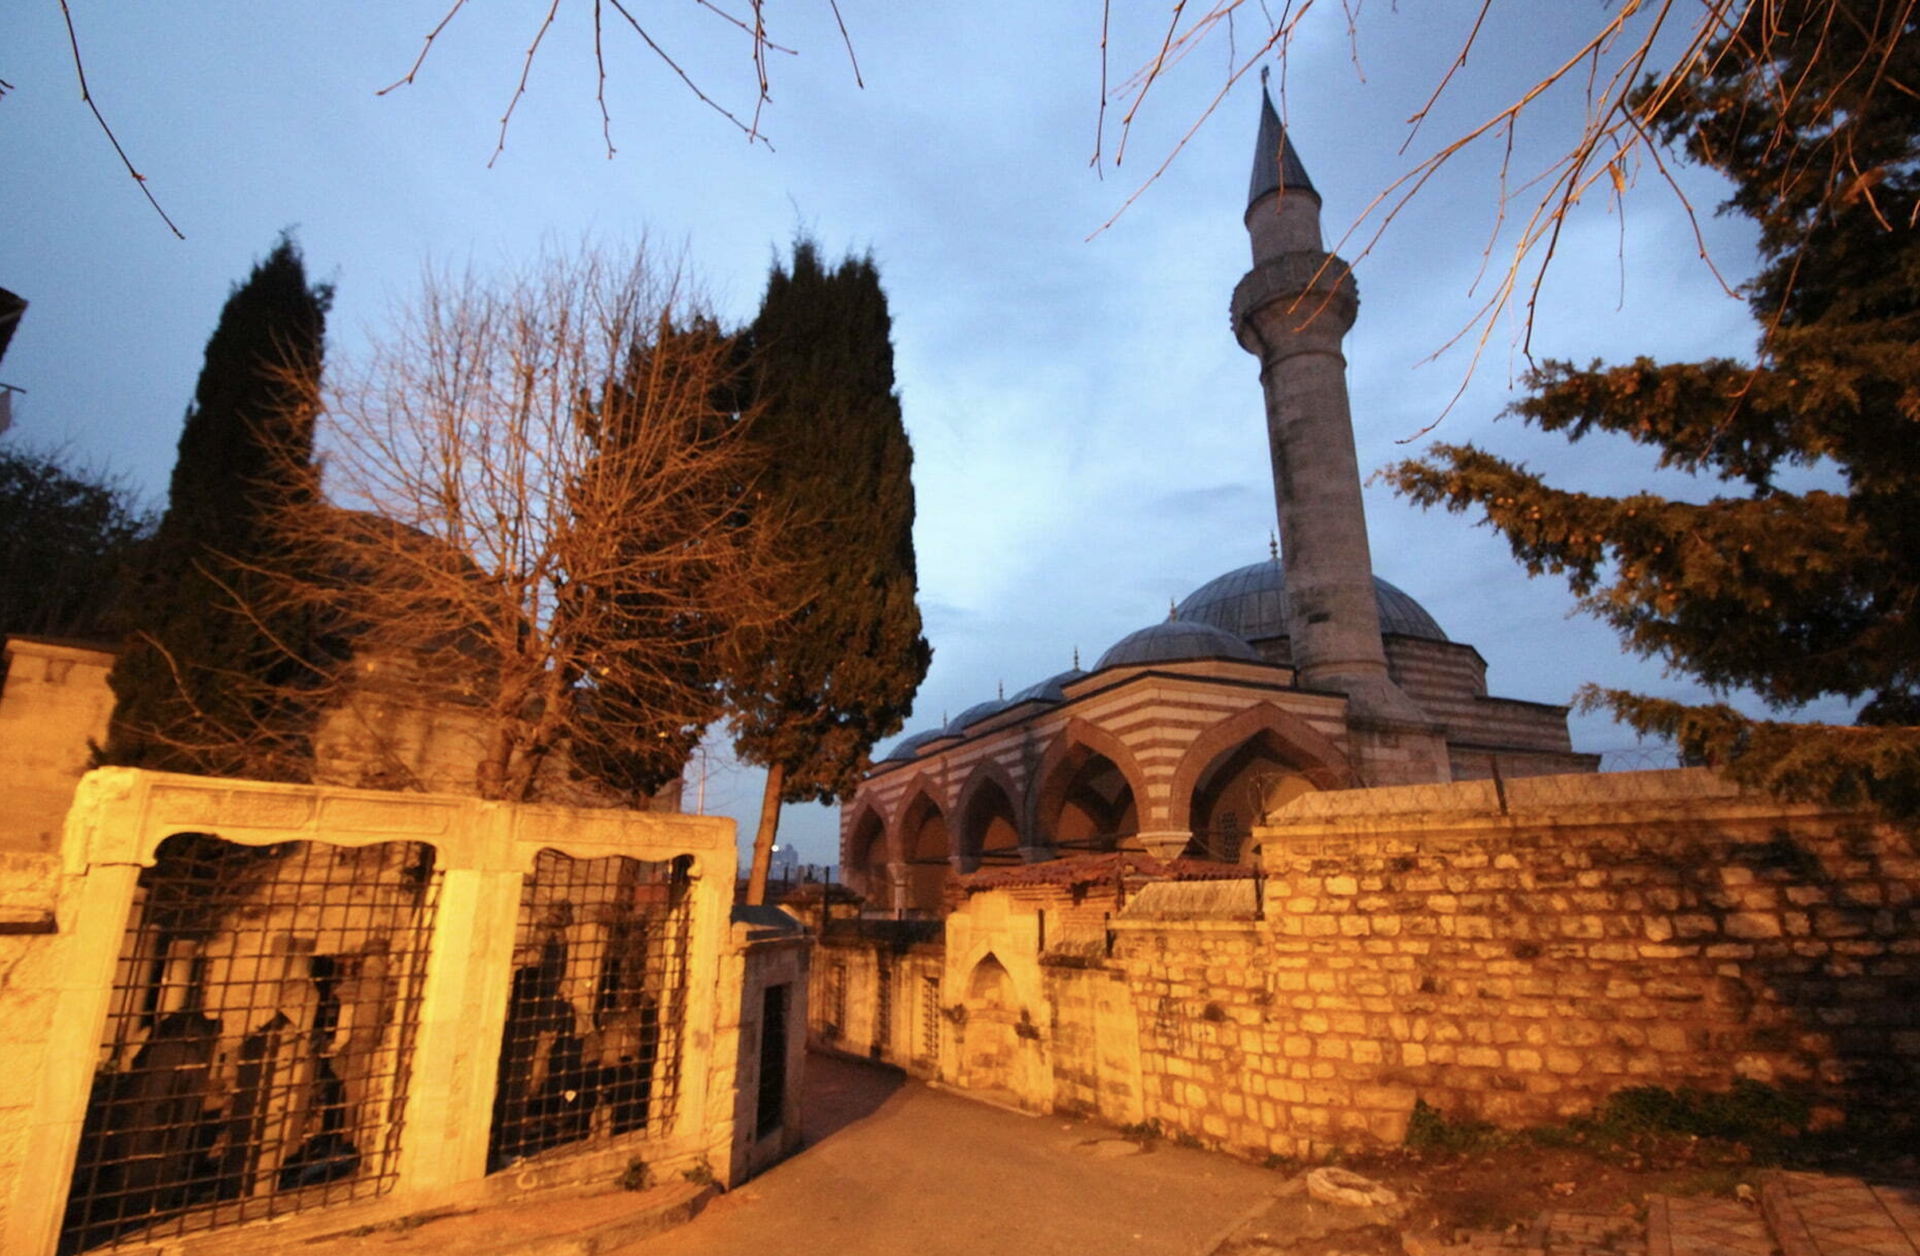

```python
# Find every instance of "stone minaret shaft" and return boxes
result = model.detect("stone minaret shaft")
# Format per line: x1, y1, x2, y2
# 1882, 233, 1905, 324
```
1229, 90, 1418, 721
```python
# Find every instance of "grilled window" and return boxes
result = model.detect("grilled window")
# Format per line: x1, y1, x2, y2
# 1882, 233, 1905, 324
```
919, 975, 942, 1065
873, 963, 893, 1058
61, 834, 438, 1254
487, 850, 694, 1172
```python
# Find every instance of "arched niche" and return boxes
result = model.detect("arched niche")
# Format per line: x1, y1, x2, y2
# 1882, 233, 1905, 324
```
958, 954, 1022, 1095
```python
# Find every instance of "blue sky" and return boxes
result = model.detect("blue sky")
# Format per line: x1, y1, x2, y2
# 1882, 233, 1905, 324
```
2, 3, 1831, 867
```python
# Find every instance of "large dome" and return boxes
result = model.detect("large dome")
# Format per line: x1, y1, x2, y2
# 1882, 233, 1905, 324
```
1176, 558, 1447, 643
879, 728, 950, 762
1009, 667, 1087, 705
1095, 620, 1261, 671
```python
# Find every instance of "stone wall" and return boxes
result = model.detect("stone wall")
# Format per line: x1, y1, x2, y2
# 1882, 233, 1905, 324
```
722, 910, 810, 1184
1240, 770, 1919, 1151
0, 769, 778, 1256
809, 924, 948, 1076
0, 639, 115, 855
816, 770, 1919, 1165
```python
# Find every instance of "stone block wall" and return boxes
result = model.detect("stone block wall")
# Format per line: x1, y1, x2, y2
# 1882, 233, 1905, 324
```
1243, 771, 1919, 1149
1109, 918, 1303, 1154
1042, 959, 1145, 1124
0, 640, 115, 855
0, 852, 64, 1248
817, 770, 1917, 1167
808, 929, 948, 1076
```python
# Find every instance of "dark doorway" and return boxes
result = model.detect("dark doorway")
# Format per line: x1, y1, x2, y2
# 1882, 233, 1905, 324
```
756, 984, 788, 1139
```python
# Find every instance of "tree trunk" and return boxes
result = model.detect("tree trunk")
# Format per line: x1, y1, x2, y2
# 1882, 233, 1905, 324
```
745, 761, 784, 906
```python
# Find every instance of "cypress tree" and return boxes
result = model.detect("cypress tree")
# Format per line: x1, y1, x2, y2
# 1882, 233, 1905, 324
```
566, 316, 753, 803
727, 240, 931, 901
101, 236, 331, 779
1384, 3, 1920, 819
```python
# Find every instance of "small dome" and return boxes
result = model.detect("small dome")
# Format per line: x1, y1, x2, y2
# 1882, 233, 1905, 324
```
1096, 620, 1261, 671
1176, 559, 1447, 643
1008, 668, 1087, 706
948, 697, 1012, 733
879, 728, 947, 763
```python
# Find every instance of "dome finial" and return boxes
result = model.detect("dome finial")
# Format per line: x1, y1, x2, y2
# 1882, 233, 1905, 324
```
1073, 645, 1081, 669
997, 679, 1005, 700
1270, 530, 1279, 561
1168, 598, 1180, 622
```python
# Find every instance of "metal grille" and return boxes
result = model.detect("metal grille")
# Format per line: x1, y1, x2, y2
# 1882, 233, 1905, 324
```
919, 975, 942, 1065
61, 834, 438, 1254
822, 960, 847, 1039
488, 850, 693, 1172
873, 963, 893, 1058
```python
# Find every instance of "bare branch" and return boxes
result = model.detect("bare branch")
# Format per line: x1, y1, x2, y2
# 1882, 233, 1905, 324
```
56, 0, 184, 239
255, 241, 790, 804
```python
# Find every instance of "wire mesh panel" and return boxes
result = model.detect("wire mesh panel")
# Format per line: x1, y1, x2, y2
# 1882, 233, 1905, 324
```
60, 834, 439, 1254
487, 850, 694, 1172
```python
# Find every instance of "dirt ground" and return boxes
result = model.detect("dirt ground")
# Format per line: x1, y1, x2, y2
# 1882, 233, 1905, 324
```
1200, 1123, 1920, 1256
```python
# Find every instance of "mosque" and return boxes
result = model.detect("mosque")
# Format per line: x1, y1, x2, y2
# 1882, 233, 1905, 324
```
838, 89, 1599, 913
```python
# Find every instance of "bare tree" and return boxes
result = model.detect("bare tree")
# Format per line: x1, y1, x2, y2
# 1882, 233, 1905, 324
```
269, 243, 782, 805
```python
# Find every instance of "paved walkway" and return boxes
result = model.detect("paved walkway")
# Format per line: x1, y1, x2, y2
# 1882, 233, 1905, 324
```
610, 1053, 1283, 1256
1762, 1172, 1920, 1256
218, 1055, 1920, 1256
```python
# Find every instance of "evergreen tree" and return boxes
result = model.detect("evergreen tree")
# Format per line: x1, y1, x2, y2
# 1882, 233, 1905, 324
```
0, 447, 153, 644
101, 236, 331, 778
727, 240, 931, 902
1384, 2, 1920, 819
565, 316, 756, 802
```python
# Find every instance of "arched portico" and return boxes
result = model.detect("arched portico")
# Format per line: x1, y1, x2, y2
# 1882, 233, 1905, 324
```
1166, 703, 1355, 844
957, 773, 1023, 872
1031, 718, 1148, 855
895, 785, 953, 913
845, 802, 892, 908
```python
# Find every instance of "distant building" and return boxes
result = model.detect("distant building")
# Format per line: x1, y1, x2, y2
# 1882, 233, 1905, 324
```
840, 89, 1597, 914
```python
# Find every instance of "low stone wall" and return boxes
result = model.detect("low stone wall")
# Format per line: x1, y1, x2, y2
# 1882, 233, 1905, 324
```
820, 770, 1920, 1165
1239, 770, 1919, 1152
808, 921, 948, 1076
0, 769, 781, 1256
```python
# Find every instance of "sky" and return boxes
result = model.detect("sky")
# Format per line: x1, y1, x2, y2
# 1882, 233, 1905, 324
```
1, 2, 1840, 869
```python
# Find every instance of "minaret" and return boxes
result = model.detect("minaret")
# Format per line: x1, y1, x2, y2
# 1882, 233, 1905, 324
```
1231, 83, 1443, 775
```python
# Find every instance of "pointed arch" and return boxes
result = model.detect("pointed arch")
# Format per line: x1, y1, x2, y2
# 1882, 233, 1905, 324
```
956, 769, 1023, 870
1165, 702, 1356, 834
843, 799, 892, 907
894, 775, 954, 913
1030, 716, 1149, 854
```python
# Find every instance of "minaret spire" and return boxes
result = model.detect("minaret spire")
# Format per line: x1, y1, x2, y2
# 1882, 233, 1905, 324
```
1230, 87, 1444, 782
